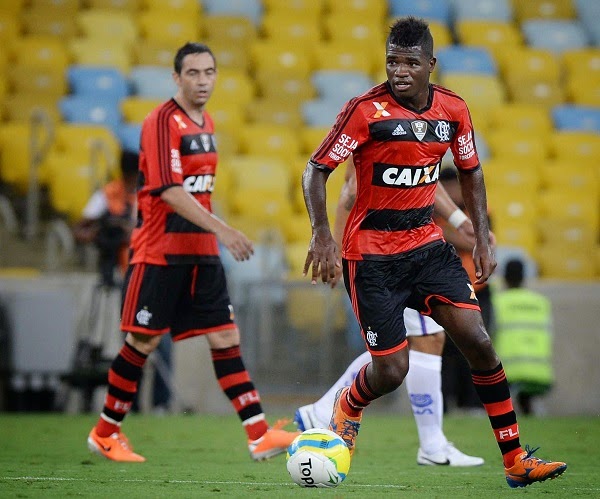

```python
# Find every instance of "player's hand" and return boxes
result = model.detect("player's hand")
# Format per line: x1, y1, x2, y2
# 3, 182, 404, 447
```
303, 228, 339, 285
215, 226, 254, 262
472, 240, 496, 285
329, 262, 343, 289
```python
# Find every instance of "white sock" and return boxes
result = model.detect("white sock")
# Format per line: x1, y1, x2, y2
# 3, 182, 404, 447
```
405, 350, 448, 454
312, 351, 372, 427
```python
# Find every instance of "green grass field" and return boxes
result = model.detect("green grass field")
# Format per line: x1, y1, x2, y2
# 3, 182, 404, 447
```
1, 413, 598, 498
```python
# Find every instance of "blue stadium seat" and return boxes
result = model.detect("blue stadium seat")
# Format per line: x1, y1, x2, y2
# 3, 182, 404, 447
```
116, 123, 142, 153
302, 99, 342, 127
436, 46, 497, 75
202, 0, 262, 25
129, 66, 174, 99
575, 0, 600, 45
522, 20, 589, 53
388, 0, 451, 25
312, 70, 374, 107
451, 0, 513, 22
59, 95, 122, 132
552, 105, 600, 132
67, 65, 130, 101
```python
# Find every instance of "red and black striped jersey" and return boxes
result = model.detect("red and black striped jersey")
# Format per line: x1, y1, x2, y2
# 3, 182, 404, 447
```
310, 82, 480, 260
129, 99, 220, 265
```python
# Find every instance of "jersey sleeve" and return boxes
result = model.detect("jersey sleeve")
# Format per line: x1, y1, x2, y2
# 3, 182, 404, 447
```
309, 99, 370, 171
449, 102, 480, 171
141, 109, 184, 195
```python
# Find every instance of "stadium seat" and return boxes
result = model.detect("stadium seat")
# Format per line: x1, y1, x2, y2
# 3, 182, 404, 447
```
486, 130, 549, 161
323, 16, 383, 48
0, 11, 20, 43
541, 159, 598, 193
144, 0, 200, 16
455, 21, 523, 58
76, 9, 138, 45
203, 15, 257, 45
202, 0, 262, 25
69, 38, 132, 73
87, 0, 142, 11
120, 97, 162, 123
21, 8, 78, 38
9, 65, 68, 97
565, 75, 600, 106
302, 99, 343, 127
483, 158, 542, 192
204, 102, 247, 135
513, 0, 577, 22
498, 47, 561, 85
440, 74, 506, 111
537, 244, 597, 280
312, 70, 374, 107
245, 99, 303, 128
300, 127, 331, 155
561, 48, 600, 81
549, 131, 600, 163
575, 0, 600, 44
327, 0, 387, 23
12, 36, 70, 72
51, 124, 121, 162
314, 42, 376, 74
133, 39, 179, 67
254, 73, 316, 104
538, 189, 599, 229
3, 93, 62, 124
552, 105, 600, 132
261, 14, 322, 44
0, 0, 26, 15
0, 123, 45, 192
506, 79, 565, 109
59, 96, 122, 132
238, 125, 301, 159
282, 212, 313, 245
250, 42, 313, 80
138, 12, 200, 46
452, 0, 513, 21
436, 46, 498, 75
538, 219, 597, 249
522, 19, 589, 53
115, 123, 141, 153
129, 66, 175, 99
488, 104, 553, 133
209, 70, 255, 109
493, 221, 540, 258
67, 66, 130, 101
388, 0, 451, 24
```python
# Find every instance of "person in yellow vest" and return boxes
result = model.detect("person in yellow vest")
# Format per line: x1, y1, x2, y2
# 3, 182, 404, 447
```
493, 258, 554, 415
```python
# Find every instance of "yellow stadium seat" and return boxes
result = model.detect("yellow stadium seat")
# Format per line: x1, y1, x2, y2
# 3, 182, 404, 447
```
262, 0, 325, 18
231, 194, 295, 231
498, 48, 561, 85
324, 15, 383, 47
87, 0, 143, 11
440, 74, 506, 112
133, 39, 179, 67
314, 42, 376, 74
138, 11, 200, 45
222, 155, 291, 190
455, 20, 523, 59
300, 126, 330, 155
144, 0, 200, 16
483, 158, 542, 192
282, 212, 313, 244
512, 0, 576, 22
209, 70, 255, 108
11, 36, 70, 72
206, 102, 247, 135
30, 0, 80, 15
541, 160, 599, 193
286, 285, 347, 332
208, 41, 250, 72
0, 0, 26, 15
76, 10, 138, 45
203, 15, 257, 45
486, 130, 550, 161
254, 73, 316, 104
8, 65, 68, 97
0, 12, 21, 43
327, 0, 388, 23
261, 14, 322, 44
250, 42, 313, 79
537, 245, 596, 281
565, 75, 600, 106
488, 104, 553, 133
121, 97, 162, 124
494, 220, 540, 257
285, 241, 310, 277
561, 48, 600, 81
506, 78, 565, 108
538, 190, 599, 229
238, 124, 301, 159
245, 99, 303, 128
550, 131, 600, 165
69, 38, 132, 73
3, 93, 62, 124
487, 188, 539, 225
21, 8, 78, 38
538, 219, 597, 248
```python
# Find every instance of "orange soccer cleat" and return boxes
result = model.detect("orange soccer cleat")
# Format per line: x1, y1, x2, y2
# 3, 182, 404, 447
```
87, 427, 146, 463
505, 445, 566, 488
248, 419, 300, 461
329, 387, 361, 457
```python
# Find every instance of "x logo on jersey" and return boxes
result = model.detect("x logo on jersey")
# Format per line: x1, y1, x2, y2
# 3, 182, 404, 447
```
373, 102, 391, 118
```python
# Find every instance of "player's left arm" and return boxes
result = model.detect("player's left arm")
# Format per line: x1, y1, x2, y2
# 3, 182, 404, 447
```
457, 167, 496, 284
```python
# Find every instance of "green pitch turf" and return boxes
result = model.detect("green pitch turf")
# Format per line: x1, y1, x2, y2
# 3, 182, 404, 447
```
1, 413, 598, 498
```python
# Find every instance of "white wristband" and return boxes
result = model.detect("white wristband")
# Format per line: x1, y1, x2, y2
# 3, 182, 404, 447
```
448, 209, 468, 229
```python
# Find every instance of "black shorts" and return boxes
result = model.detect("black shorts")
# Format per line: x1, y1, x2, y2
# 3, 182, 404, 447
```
343, 242, 480, 355
120, 261, 236, 341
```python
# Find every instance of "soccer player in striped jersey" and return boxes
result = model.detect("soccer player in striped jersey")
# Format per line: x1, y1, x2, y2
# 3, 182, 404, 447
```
87, 43, 298, 463
301, 17, 566, 488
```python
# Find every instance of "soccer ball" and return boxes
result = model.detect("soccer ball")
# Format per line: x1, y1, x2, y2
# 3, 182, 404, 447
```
286, 428, 351, 488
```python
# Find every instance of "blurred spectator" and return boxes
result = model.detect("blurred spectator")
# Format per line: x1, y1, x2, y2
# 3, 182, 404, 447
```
492, 258, 554, 415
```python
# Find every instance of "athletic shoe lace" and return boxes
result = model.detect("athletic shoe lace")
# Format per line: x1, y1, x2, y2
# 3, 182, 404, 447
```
521, 445, 543, 465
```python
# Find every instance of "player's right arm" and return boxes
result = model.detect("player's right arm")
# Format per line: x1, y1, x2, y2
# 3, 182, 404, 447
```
160, 186, 253, 261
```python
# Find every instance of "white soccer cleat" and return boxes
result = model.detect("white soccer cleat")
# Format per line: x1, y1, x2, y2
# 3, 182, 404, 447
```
417, 442, 484, 467
293, 404, 324, 431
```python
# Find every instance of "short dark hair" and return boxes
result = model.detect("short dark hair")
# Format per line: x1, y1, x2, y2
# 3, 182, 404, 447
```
387, 17, 434, 58
173, 42, 216, 74
504, 258, 525, 287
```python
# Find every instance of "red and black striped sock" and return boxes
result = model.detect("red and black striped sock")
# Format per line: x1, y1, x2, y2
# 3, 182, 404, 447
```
96, 342, 147, 437
472, 363, 523, 467
211, 346, 268, 441
343, 364, 381, 417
